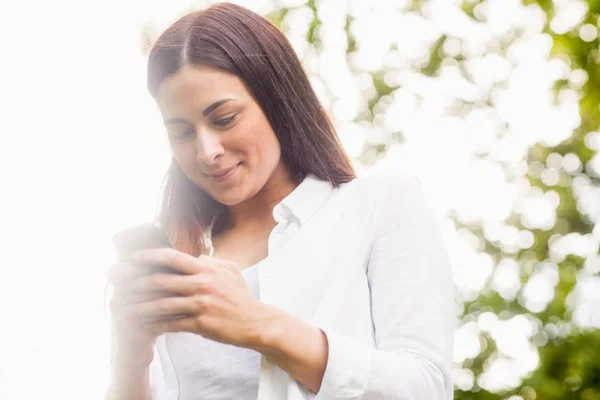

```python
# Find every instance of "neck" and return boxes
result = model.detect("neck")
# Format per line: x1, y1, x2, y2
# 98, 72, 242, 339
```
220, 164, 299, 234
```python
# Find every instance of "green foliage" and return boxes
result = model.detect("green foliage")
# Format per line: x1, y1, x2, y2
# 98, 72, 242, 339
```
523, 331, 600, 400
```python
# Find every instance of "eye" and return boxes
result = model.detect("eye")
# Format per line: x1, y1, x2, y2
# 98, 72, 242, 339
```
214, 114, 237, 127
169, 129, 195, 141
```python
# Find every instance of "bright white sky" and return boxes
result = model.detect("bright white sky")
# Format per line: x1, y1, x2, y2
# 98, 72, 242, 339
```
0, 0, 599, 398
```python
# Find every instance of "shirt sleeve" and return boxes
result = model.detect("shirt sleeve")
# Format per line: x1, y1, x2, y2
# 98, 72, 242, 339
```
316, 169, 455, 399
149, 335, 180, 400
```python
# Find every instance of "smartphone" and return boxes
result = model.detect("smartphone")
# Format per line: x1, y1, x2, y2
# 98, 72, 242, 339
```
112, 223, 185, 275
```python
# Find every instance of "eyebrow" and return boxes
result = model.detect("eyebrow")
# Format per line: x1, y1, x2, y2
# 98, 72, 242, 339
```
163, 98, 234, 125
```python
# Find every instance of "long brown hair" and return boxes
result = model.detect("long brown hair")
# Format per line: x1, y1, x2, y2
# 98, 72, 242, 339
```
147, 2, 356, 256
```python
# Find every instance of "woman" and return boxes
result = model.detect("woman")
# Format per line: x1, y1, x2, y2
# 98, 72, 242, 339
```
107, 3, 455, 400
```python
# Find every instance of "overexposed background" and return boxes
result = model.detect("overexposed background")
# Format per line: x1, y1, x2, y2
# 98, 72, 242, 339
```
1, 0, 599, 399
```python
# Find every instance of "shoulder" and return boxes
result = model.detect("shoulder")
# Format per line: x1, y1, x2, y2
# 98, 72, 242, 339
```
336, 166, 437, 239
340, 165, 423, 207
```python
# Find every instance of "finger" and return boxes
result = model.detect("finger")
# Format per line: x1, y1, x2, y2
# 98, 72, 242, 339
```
123, 296, 199, 318
130, 273, 200, 296
128, 248, 218, 275
107, 261, 149, 285
106, 262, 133, 284
110, 290, 179, 314
222, 261, 241, 273
143, 316, 198, 334
209, 259, 240, 273
126, 290, 180, 304
128, 312, 192, 324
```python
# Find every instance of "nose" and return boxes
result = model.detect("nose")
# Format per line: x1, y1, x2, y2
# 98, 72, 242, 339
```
195, 127, 224, 165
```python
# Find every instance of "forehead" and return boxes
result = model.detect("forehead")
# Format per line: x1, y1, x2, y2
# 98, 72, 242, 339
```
157, 64, 248, 114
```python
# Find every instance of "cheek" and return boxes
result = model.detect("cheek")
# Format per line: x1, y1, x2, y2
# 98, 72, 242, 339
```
171, 143, 193, 163
230, 114, 280, 161
170, 143, 198, 176
243, 133, 280, 168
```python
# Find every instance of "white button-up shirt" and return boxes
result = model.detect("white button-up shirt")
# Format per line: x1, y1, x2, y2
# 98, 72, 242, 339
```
148, 167, 455, 400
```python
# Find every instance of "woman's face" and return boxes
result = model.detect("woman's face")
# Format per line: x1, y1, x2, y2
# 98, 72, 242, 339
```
157, 64, 283, 206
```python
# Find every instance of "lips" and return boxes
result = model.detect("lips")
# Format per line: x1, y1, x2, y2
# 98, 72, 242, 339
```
207, 164, 238, 178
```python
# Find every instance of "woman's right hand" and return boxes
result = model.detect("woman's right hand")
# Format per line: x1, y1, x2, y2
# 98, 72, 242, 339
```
107, 261, 175, 368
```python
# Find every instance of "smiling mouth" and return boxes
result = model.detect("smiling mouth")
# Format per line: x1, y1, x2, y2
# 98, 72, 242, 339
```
204, 163, 241, 183
207, 165, 237, 178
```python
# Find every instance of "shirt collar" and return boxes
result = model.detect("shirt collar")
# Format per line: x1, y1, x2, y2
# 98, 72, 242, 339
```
272, 173, 335, 226
208, 174, 335, 240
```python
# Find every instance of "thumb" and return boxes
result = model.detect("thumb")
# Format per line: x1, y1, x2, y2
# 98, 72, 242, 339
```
221, 261, 242, 273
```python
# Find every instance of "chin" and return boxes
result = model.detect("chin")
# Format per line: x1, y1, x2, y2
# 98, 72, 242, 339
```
215, 195, 245, 207
208, 184, 247, 207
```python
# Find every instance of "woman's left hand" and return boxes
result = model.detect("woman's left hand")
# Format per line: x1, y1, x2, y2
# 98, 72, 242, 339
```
119, 248, 273, 349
